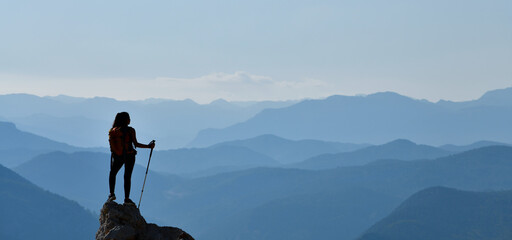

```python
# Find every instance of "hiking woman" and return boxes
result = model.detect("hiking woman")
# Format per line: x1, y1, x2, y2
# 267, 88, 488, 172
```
108, 112, 155, 205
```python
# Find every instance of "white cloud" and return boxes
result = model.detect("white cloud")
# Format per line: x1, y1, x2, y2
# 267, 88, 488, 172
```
0, 71, 337, 103
150, 71, 334, 103
155, 71, 273, 87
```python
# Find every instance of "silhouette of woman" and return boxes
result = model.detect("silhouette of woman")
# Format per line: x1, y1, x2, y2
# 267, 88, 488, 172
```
108, 112, 155, 205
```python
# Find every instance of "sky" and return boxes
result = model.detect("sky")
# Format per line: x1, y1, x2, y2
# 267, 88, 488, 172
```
0, 0, 510, 103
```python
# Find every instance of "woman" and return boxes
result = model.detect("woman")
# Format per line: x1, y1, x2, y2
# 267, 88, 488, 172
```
108, 112, 155, 205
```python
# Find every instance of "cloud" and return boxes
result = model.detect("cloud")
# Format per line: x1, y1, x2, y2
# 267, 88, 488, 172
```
0, 71, 336, 103
149, 71, 332, 103
156, 71, 273, 86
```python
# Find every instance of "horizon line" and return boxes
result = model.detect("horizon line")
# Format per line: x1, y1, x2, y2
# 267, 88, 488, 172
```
2, 87, 508, 105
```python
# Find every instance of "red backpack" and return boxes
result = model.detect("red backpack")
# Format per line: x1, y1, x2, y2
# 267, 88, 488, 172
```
109, 127, 131, 156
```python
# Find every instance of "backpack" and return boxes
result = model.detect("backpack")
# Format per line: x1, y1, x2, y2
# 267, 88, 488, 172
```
109, 127, 131, 156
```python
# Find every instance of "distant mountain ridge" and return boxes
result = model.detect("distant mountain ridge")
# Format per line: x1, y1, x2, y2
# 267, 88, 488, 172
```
438, 87, 512, 108
0, 121, 104, 167
136, 135, 369, 177
189, 87, 512, 147
358, 186, 512, 240
3, 87, 511, 148
150, 145, 279, 177
0, 94, 296, 148
0, 121, 74, 150
0, 163, 97, 240
212, 134, 370, 164
291, 139, 452, 170
440, 140, 510, 152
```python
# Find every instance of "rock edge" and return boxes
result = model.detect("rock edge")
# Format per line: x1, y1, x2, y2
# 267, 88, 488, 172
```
96, 201, 194, 240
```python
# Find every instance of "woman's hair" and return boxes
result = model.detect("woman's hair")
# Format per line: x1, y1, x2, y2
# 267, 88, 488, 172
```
112, 112, 130, 128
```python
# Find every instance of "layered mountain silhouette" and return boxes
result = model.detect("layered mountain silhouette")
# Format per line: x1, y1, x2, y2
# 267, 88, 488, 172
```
211, 134, 369, 164
0, 121, 101, 167
0, 163, 97, 240
292, 139, 451, 170
153, 146, 512, 240
4, 87, 512, 148
440, 140, 510, 152
190, 88, 512, 147
12, 142, 512, 240
14, 151, 181, 214
150, 135, 369, 177
207, 188, 400, 240
358, 186, 512, 240
150, 145, 278, 177
9, 122, 512, 240
0, 94, 295, 148
437, 87, 512, 109
3, 88, 512, 240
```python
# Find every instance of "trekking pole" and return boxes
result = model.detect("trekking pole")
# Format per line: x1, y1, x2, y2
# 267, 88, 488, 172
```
138, 140, 155, 209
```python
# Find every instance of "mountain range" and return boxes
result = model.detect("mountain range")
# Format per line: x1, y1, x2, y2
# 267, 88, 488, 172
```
9, 125, 512, 240
151, 146, 512, 240
3, 87, 512, 240
292, 139, 452, 170
0, 94, 295, 148
212, 134, 370, 164
4, 117, 504, 178
14, 151, 182, 217
0, 121, 104, 167
2, 87, 512, 149
6, 144, 512, 240
149, 145, 278, 177
148, 137, 491, 177
190, 87, 512, 147
149, 134, 369, 177
440, 140, 510, 152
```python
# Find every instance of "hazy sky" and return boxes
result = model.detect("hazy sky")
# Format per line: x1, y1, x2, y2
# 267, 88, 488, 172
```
0, 0, 510, 103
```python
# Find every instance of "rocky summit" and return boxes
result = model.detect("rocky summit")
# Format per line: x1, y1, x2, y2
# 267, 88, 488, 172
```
96, 201, 194, 240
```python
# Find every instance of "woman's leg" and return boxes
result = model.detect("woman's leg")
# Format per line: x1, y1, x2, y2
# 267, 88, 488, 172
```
124, 154, 136, 200
109, 155, 124, 195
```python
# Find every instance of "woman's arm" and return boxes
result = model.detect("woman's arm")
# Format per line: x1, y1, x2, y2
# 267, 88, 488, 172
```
130, 128, 155, 149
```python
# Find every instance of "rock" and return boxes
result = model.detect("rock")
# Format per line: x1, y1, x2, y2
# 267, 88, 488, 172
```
96, 201, 194, 240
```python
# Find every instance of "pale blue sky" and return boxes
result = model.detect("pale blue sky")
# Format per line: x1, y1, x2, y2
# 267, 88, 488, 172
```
0, 0, 510, 103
